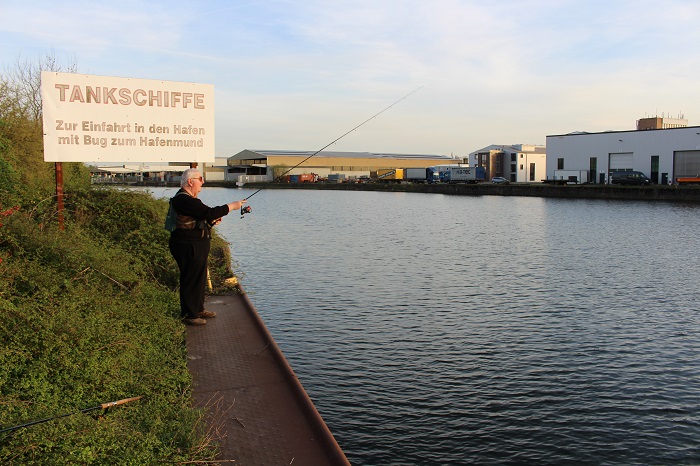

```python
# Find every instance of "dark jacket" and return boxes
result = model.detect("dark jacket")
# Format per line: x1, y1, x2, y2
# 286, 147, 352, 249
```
170, 189, 230, 239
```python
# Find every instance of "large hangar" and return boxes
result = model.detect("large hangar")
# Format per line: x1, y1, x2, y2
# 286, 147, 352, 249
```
227, 149, 459, 180
546, 126, 700, 184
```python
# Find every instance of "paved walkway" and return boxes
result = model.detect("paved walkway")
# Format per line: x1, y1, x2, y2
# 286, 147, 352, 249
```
186, 289, 349, 465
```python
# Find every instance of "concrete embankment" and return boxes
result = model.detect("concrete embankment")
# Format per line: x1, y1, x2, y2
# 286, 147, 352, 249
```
213, 181, 700, 203
187, 289, 350, 465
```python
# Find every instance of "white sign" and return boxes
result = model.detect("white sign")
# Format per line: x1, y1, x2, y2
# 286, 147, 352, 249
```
41, 72, 215, 163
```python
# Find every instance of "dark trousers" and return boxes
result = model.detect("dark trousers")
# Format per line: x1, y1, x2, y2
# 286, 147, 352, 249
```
169, 236, 210, 319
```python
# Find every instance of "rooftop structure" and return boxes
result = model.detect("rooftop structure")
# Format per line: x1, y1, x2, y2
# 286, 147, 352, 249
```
637, 114, 688, 130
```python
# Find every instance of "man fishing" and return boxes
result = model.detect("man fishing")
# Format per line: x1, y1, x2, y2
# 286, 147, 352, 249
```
169, 168, 247, 325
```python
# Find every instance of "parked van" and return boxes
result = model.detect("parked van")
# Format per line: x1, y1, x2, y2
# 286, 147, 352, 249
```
610, 171, 651, 185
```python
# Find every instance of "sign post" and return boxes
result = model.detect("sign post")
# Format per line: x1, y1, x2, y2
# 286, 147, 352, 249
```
55, 162, 64, 230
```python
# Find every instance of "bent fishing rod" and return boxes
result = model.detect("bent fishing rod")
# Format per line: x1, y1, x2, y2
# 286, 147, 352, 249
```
0, 396, 143, 435
239, 86, 424, 216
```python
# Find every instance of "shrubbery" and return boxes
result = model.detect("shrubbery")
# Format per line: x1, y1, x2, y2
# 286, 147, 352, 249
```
0, 57, 225, 464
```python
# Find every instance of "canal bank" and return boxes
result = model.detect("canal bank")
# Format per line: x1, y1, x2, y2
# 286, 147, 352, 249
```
198, 181, 700, 203
187, 288, 349, 465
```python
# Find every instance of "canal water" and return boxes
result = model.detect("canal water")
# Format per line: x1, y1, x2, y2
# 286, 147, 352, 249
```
153, 187, 700, 465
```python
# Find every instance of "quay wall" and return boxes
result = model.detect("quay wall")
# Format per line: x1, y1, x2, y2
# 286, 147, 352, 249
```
207, 181, 700, 203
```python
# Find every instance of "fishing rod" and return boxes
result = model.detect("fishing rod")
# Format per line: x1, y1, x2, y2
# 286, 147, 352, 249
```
239, 86, 424, 217
0, 396, 143, 435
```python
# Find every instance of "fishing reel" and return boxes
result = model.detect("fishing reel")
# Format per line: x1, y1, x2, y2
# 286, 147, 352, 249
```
240, 205, 252, 219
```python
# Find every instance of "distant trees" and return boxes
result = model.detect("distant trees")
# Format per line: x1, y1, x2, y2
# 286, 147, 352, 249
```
0, 53, 89, 202
2, 53, 77, 121
271, 164, 289, 180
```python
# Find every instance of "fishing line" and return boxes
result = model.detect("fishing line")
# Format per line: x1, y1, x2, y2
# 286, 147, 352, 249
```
241, 86, 424, 207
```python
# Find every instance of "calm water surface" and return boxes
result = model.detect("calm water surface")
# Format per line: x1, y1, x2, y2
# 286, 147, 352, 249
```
153, 187, 700, 465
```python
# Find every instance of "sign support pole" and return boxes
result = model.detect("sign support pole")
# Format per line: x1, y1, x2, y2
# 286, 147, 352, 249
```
55, 162, 65, 231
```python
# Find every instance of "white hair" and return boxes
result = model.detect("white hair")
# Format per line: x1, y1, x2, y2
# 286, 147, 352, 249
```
180, 168, 201, 187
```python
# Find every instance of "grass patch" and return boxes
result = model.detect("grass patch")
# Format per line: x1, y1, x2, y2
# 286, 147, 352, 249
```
0, 187, 233, 464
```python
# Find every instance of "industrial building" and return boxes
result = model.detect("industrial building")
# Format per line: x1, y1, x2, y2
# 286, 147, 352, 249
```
90, 163, 190, 184
546, 122, 700, 184
227, 149, 459, 181
467, 144, 547, 183
90, 157, 229, 184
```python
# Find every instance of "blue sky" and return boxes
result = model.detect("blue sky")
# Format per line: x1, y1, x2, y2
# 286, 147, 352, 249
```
2, 0, 699, 158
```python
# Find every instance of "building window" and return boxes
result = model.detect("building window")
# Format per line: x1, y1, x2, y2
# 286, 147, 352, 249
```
520, 164, 524, 170
511, 153, 517, 162
530, 163, 536, 181
557, 158, 564, 170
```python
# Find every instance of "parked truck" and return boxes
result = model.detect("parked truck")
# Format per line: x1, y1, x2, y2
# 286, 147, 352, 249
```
443, 166, 486, 183
282, 173, 319, 183
376, 169, 405, 182
426, 165, 484, 183
426, 165, 460, 183
327, 173, 346, 183
426, 166, 442, 183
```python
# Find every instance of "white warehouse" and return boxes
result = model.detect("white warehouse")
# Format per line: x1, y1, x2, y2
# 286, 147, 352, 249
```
546, 126, 700, 184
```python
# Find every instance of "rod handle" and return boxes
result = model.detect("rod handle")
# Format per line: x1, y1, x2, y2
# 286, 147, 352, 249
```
100, 396, 143, 410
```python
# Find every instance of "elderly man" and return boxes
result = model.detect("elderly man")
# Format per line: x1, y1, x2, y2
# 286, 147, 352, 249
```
169, 168, 247, 325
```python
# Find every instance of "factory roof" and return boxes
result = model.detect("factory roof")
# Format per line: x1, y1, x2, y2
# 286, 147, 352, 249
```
230, 149, 457, 161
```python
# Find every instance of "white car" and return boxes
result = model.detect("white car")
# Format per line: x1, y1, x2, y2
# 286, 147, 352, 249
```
491, 177, 509, 184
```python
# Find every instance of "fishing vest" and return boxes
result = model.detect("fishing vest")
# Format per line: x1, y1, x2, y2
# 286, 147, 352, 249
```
175, 212, 207, 230
164, 191, 209, 232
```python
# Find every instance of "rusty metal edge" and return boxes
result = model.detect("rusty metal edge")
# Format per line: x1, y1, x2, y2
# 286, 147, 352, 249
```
234, 284, 351, 465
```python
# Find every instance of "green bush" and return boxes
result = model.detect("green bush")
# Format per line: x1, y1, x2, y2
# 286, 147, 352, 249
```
0, 188, 230, 464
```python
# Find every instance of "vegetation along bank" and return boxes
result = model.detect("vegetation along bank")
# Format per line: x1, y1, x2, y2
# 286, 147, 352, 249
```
0, 59, 233, 464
